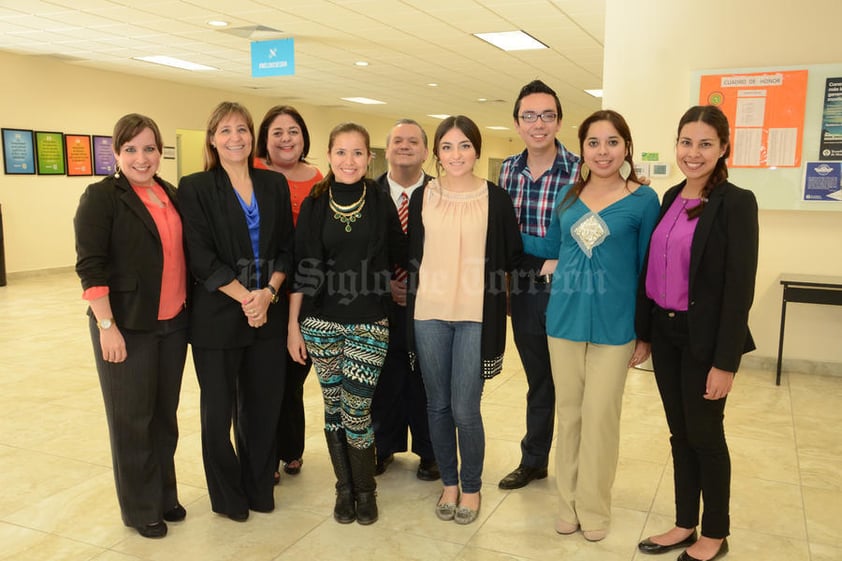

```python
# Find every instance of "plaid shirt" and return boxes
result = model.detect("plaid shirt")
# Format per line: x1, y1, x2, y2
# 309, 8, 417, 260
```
499, 140, 580, 239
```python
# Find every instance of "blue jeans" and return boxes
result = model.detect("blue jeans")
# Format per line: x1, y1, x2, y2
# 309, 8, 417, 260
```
414, 320, 484, 493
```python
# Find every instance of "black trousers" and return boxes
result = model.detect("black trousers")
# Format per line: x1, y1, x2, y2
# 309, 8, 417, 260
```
371, 304, 434, 461
650, 307, 731, 538
275, 352, 311, 466
90, 310, 187, 527
509, 275, 554, 469
192, 337, 285, 515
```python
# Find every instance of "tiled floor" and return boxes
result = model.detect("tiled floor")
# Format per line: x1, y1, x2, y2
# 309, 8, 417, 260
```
1, 269, 840, 561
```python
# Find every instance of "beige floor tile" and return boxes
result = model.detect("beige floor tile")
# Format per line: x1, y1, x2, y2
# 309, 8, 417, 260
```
2, 270, 837, 559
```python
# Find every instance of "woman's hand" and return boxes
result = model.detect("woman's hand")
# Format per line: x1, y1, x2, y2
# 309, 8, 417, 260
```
100, 327, 127, 363
704, 366, 735, 400
540, 259, 558, 276
242, 288, 273, 328
287, 323, 308, 364
628, 339, 651, 368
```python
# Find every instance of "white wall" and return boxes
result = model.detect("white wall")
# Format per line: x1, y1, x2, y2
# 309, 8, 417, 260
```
0, 51, 517, 274
604, 0, 842, 368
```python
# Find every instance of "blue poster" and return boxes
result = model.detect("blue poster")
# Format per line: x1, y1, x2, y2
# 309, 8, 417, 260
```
2, 128, 35, 174
819, 77, 842, 160
251, 38, 295, 77
803, 162, 842, 201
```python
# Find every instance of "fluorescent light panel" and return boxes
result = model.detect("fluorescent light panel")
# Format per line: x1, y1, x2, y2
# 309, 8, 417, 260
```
427, 114, 450, 120
486, 126, 509, 130
473, 30, 547, 52
134, 56, 218, 71
585, 89, 604, 98
341, 97, 386, 105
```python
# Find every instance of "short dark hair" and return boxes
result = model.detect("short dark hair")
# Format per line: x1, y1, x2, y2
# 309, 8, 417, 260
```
513, 79, 563, 122
112, 113, 163, 154
387, 118, 428, 148
256, 105, 311, 162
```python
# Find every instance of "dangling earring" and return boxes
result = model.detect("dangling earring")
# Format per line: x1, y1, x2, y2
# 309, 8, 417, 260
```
619, 160, 632, 181
114, 163, 121, 178
579, 163, 590, 181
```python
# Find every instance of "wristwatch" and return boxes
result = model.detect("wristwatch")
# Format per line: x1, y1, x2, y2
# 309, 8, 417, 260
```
266, 284, 279, 304
97, 318, 114, 330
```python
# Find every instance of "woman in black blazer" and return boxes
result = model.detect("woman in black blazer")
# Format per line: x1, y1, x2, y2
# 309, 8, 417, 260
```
74, 113, 189, 539
636, 106, 758, 561
178, 102, 294, 521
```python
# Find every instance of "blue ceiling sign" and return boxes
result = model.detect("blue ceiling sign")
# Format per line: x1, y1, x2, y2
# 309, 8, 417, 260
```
251, 38, 295, 77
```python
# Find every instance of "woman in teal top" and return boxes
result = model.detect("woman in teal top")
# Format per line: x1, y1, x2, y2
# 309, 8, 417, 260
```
533, 110, 659, 541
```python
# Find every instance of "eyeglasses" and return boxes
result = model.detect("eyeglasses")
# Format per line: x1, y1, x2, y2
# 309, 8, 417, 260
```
519, 111, 558, 123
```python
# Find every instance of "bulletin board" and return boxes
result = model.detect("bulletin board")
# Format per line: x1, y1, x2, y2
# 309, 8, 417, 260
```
691, 63, 842, 211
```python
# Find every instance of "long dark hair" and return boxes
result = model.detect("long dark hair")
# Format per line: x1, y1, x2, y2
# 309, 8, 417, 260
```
256, 105, 312, 163
311, 122, 371, 198
432, 115, 482, 178
559, 109, 640, 210
678, 105, 730, 218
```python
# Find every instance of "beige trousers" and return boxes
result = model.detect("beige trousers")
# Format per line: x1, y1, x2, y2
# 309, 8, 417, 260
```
548, 337, 635, 531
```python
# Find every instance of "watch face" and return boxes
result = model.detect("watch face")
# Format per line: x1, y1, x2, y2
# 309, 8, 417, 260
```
99, 318, 113, 329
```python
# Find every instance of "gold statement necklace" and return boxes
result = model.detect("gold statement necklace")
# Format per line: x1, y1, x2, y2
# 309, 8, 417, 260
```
329, 183, 366, 232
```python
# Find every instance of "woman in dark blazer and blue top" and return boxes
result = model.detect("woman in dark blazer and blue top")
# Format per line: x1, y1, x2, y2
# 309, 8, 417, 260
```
178, 102, 294, 521
74, 113, 189, 539
636, 106, 758, 561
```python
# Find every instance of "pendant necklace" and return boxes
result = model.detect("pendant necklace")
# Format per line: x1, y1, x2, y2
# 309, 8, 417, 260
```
329, 183, 366, 232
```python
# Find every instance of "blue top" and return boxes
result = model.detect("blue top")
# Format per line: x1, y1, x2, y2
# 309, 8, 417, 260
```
533, 184, 660, 344
233, 188, 261, 286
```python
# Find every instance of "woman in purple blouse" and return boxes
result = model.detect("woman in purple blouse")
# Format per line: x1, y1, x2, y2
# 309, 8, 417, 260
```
635, 106, 758, 561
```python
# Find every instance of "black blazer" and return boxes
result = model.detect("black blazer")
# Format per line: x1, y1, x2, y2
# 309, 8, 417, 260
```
75, 174, 186, 331
178, 167, 294, 348
636, 180, 759, 372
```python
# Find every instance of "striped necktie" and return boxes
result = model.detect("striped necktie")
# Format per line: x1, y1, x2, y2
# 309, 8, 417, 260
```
395, 192, 409, 283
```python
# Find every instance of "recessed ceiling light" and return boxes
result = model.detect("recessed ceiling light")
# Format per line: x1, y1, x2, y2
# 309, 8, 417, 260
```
427, 114, 450, 120
585, 89, 603, 98
355, 61, 369, 67
133, 56, 219, 71
207, 20, 229, 27
427, 83, 438, 87
486, 126, 509, 130
341, 97, 385, 105
477, 98, 488, 102
473, 30, 547, 52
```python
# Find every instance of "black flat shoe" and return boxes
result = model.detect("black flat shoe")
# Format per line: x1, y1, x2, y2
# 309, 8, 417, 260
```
498, 465, 548, 490
135, 521, 167, 538
163, 504, 186, 522
677, 538, 729, 561
638, 530, 697, 554
374, 454, 394, 476
416, 458, 440, 481
227, 511, 249, 522
283, 458, 303, 475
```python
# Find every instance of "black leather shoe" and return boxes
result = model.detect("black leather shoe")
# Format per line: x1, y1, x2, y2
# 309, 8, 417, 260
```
227, 511, 249, 522
163, 504, 186, 522
638, 530, 697, 554
416, 458, 440, 481
374, 454, 394, 476
677, 538, 728, 561
135, 521, 167, 538
498, 465, 548, 490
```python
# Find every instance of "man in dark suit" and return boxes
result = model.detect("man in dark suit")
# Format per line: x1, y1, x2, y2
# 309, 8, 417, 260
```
370, 119, 439, 481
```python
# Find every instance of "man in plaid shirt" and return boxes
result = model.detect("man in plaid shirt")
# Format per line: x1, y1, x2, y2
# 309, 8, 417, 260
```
497, 80, 580, 490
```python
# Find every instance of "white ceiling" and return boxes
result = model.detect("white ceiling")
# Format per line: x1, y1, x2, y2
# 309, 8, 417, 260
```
0, 0, 605, 137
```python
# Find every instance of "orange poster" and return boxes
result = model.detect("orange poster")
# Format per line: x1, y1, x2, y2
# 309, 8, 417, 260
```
65, 134, 93, 176
699, 70, 808, 168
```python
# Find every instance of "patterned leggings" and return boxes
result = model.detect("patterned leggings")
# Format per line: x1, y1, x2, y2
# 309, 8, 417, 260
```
300, 317, 389, 449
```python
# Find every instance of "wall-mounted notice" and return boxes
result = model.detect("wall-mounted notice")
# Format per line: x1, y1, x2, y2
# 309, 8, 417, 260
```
803, 162, 842, 201
699, 70, 808, 168
819, 77, 842, 161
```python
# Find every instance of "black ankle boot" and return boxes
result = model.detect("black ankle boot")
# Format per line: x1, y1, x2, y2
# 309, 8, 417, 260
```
324, 430, 356, 524
348, 445, 378, 525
